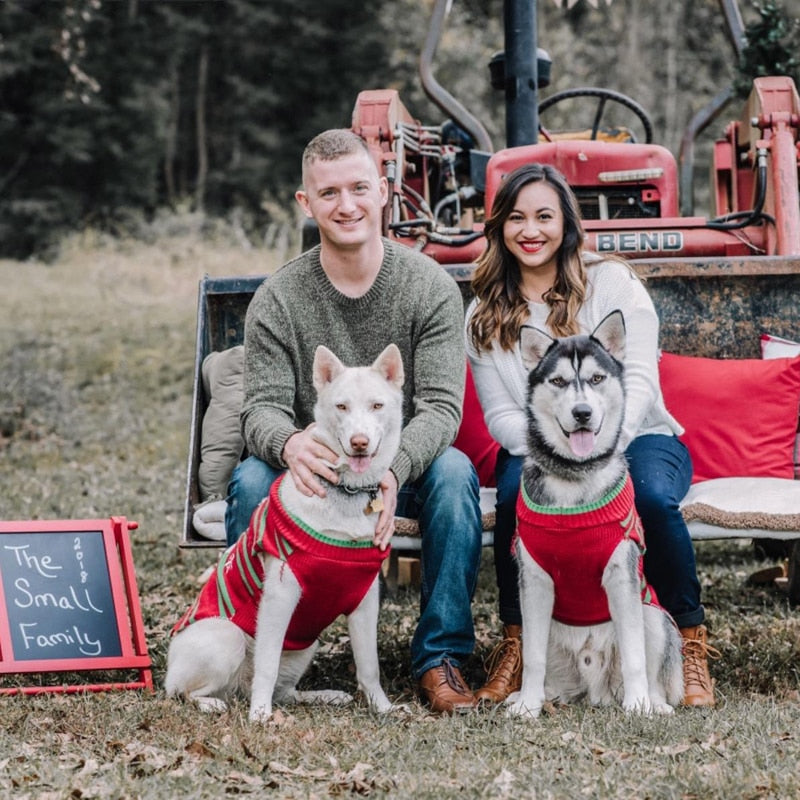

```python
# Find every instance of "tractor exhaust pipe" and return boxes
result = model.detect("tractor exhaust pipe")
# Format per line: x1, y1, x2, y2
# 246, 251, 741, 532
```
419, 0, 494, 152
503, 0, 539, 146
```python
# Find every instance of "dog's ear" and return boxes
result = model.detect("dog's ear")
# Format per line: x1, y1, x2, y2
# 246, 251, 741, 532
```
372, 343, 405, 389
313, 345, 346, 391
519, 326, 555, 372
591, 310, 626, 362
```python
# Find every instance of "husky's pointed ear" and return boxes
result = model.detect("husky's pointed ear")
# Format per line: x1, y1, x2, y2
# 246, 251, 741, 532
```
519, 325, 555, 372
372, 343, 405, 389
313, 345, 345, 391
591, 310, 626, 362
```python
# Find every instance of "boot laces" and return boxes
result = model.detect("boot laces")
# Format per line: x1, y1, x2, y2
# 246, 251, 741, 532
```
483, 635, 522, 683
441, 659, 471, 695
683, 636, 721, 687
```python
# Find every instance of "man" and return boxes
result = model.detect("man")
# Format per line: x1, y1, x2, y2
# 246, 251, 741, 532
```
224, 128, 483, 713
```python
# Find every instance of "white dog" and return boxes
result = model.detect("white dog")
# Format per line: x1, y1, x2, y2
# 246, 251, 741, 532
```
508, 311, 683, 718
165, 343, 404, 721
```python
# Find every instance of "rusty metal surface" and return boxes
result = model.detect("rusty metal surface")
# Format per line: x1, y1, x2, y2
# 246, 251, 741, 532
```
447, 257, 800, 359
647, 273, 800, 358
630, 256, 800, 278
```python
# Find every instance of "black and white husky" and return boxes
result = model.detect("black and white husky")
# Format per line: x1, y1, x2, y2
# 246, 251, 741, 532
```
165, 344, 404, 721
507, 310, 683, 718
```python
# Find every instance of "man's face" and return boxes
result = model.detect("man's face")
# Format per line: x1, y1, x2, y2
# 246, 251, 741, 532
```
296, 150, 388, 251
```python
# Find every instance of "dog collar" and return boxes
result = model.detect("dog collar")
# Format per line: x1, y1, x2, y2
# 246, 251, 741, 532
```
320, 478, 384, 515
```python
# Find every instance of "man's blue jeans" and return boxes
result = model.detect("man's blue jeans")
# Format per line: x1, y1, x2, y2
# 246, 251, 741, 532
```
492, 434, 704, 630
225, 447, 483, 679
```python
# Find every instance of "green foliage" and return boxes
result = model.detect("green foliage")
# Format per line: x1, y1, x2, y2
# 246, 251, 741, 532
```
735, 0, 800, 98
0, 0, 396, 257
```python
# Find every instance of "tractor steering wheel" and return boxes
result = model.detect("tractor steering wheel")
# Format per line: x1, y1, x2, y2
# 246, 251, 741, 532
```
538, 87, 653, 144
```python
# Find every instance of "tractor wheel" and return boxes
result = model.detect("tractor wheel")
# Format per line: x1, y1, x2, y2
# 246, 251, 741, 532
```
539, 87, 653, 143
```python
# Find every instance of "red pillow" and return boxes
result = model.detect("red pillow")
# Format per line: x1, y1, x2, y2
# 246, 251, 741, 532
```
658, 353, 800, 483
453, 363, 499, 487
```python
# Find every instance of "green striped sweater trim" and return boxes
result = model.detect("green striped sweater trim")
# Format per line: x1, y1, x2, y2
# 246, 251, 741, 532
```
278, 480, 378, 550
520, 474, 628, 516
235, 533, 263, 594
216, 552, 236, 619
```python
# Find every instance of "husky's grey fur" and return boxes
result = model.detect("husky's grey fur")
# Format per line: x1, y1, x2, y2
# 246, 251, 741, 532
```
165, 344, 404, 721
507, 310, 683, 718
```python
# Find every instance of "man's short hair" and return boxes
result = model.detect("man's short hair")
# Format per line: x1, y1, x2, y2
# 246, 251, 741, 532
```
301, 129, 372, 184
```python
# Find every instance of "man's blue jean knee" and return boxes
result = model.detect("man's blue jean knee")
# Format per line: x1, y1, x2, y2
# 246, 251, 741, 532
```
399, 447, 483, 678
225, 456, 282, 546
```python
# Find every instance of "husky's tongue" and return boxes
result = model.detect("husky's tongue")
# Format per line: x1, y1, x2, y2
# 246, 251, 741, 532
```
348, 455, 373, 474
569, 429, 595, 457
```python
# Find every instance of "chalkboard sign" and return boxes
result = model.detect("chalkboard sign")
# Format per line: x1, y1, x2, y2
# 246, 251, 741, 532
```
0, 517, 152, 694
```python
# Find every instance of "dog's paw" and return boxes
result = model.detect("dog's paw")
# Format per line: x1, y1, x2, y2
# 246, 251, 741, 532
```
622, 696, 653, 715
248, 703, 273, 723
505, 694, 542, 718
365, 696, 394, 713
194, 696, 229, 714
651, 702, 675, 715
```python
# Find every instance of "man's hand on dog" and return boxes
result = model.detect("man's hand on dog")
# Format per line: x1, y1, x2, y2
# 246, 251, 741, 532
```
283, 424, 397, 550
373, 470, 398, 550
282, 425, 340, 497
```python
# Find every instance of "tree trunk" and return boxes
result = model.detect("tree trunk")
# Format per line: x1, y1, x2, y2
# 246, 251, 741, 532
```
195, 45, 208, 212
164, 61, 179, 207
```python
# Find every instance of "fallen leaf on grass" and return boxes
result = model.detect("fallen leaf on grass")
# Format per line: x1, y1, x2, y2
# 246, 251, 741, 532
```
226, 770, 265, 787
184, 740, 215, 759
492, 768, 515, 795
655, 743, 693, 757
267, 761, 328, 779
329, 762, 395, 795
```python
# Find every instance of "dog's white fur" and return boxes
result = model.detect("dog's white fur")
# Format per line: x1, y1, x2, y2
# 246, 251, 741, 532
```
165, 344, 404, 721
507, 311, 683, 718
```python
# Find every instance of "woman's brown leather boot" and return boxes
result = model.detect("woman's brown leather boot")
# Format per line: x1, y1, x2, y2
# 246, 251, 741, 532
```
475, 624, 522, 703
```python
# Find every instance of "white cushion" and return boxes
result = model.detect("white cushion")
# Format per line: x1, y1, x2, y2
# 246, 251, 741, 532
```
680, 477, 800, 540
192, 499, 228, 541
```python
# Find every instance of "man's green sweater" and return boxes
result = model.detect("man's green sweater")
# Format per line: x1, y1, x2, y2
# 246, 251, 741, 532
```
241, 239, 466, 487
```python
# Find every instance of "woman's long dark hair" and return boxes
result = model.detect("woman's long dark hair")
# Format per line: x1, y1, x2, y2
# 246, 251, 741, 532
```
468, 163, 587, 353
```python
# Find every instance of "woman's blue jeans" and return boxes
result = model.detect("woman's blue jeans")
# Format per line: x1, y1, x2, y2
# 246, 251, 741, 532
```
492, 434, 705, 630
225, 447, 483, 679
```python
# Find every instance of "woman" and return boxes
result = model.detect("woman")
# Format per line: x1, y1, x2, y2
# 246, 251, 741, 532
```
465, 162, 717, 707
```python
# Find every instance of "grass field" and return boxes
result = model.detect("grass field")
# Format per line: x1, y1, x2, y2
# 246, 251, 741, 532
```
0, 229, 799, 799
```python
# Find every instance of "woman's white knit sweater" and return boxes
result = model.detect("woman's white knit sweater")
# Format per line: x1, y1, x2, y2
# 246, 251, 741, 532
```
465, 256, 682, 457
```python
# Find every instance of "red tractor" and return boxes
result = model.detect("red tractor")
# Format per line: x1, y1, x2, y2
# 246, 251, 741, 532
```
352, 0, 800, 267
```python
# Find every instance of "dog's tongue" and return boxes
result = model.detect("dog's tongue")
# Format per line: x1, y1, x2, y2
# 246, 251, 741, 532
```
569, 430, 595, 457
348, 455, 372, 474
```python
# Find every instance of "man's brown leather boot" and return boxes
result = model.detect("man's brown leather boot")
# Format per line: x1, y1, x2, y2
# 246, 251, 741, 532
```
418, 659, 476, 713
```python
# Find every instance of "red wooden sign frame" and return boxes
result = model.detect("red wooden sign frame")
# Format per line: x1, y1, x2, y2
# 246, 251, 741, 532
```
0, 516, 152, 694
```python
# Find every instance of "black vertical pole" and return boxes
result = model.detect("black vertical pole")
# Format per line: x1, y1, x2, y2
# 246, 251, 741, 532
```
504, 0, 538, 146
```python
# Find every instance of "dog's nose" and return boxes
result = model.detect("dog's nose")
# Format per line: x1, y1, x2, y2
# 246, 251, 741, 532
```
350, 434, 369, 453
572, 404, 593, 426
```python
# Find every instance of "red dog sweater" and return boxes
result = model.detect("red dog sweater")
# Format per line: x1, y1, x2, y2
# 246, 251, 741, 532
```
515, 475, 658, 626
172, 475, 390, 649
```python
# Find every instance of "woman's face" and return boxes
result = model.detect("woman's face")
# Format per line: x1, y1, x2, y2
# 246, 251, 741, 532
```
501, 181, 564, 279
